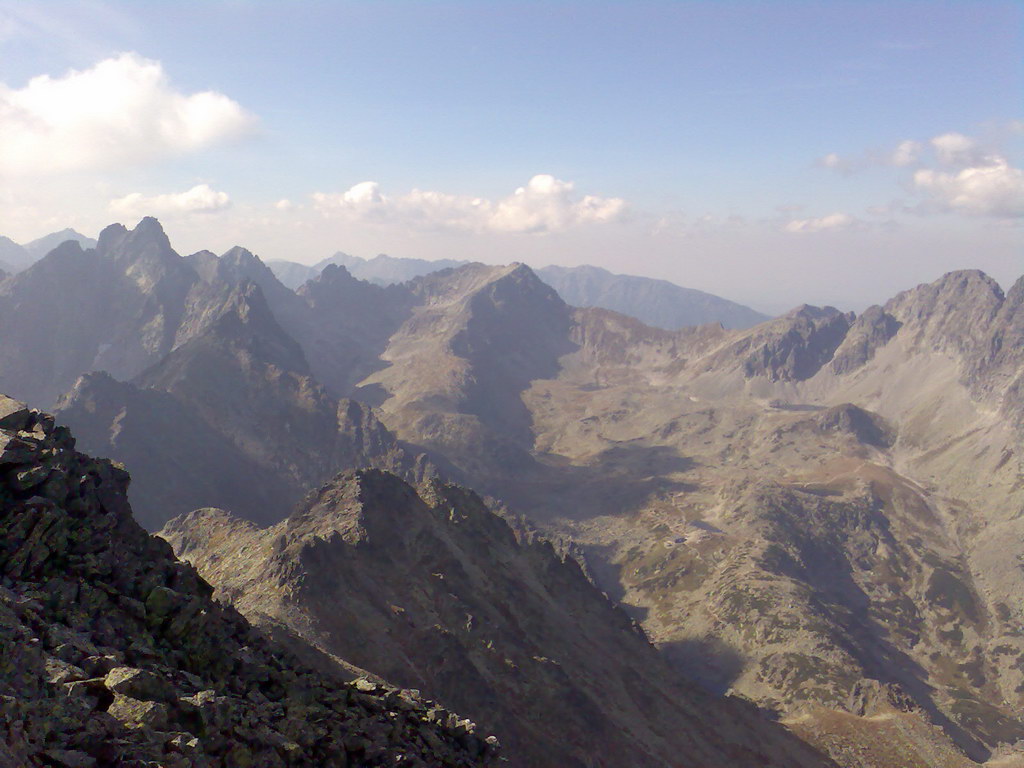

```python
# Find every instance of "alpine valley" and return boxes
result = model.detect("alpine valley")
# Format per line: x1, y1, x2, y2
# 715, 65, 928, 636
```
2, 218, 1022, 768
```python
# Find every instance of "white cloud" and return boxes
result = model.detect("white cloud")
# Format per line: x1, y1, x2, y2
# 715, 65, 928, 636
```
109, 184, 231, 217
490, 175, 625, 233
819, 139, 923, 173
913, 157, 1024, 218
783, 212, 859, 233
929, 132, 983, 166
312, 174, 626, 234
890, 140, 922, 167
818, 152, 846, 170
0, 53, 255, 174
815, 128, 1024, 220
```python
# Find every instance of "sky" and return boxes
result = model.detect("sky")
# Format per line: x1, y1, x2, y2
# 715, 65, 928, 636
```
0, 1, 1021, 313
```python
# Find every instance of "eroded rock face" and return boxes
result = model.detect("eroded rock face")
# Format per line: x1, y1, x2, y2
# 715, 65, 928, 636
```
741, 306, 854, 382
830, 306, 901, 375
0, 397, 498, 767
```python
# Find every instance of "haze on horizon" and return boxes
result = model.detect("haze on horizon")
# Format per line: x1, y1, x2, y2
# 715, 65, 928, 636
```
0, 0, 1020, 314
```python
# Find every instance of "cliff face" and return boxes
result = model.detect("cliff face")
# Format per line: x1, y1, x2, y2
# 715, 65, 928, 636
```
161, 469, 836, 768
0, 394, 498, 767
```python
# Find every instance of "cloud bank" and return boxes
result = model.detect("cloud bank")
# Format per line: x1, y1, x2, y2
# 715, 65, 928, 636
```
0, 53, 255, 174
312, 175, 626, 234
913, 158, 1024, 218
818, 127, 1024, 219
109, 184, 231, 217
783, 212, 860, 233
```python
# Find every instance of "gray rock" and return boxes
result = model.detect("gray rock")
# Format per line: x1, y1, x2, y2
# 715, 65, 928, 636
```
0, 397, 30, 431
104, 666, 175, 702
107, 694, 169, 728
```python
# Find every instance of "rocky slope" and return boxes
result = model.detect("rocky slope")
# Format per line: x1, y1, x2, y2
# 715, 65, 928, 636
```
320, 264, 1024, 764
160, 468, 836, 768
54, 371, 295, 531
0, 394, 499, 767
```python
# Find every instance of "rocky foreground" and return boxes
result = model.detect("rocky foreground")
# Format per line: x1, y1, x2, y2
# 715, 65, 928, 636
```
0, 394, 498, 767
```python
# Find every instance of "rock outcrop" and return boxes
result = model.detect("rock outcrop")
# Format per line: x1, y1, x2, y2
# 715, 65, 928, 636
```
739, 305, 855, 382
0, 394, 498, 767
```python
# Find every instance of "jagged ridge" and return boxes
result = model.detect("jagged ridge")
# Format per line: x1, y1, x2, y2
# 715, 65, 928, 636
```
0, 394, 498, 767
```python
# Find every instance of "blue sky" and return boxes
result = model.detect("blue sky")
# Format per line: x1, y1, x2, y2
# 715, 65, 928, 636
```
0, 1, 1021, 312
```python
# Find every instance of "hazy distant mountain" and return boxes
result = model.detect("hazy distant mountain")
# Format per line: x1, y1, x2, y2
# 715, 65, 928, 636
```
537, 264, 770, 330
0, 235, 28, 273
0, 228, 97, 274
23, 227, 96, 260
269, 253, 768, 330
268, 252, 470, 289
264, 258, 320, 288
317, 252, 470, 286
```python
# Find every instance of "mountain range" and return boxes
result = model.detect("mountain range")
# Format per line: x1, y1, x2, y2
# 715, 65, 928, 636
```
267, 253, 770, 330
0, 228, 96, 274
2, 216, 1023, 766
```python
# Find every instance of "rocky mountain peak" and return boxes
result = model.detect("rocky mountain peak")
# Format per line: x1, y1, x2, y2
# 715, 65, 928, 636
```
97, 217, 177, 267
155, 278, 312, 379
741, 304, 853, 381
183, 249, 219, 280
34, 227, 80, 242
301, 262, 379, 303
830, 305, 902, 374
318, 261, 357, 282
785, 303, 849, 321
285, 468, 423, 549
41, 238, 85, 261
96, 221, 128, 251
217, 246, 283, 289
884, 269, 1005, 354
814, 403, 895, 447
163, 468, 837, 768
